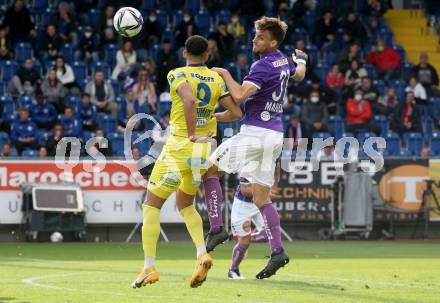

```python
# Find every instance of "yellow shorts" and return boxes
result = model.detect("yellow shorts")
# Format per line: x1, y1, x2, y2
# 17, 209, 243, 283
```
148, 136, 211, 199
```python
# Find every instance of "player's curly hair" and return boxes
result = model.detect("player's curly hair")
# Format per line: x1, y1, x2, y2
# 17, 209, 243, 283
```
254, 17, 288, 46
185, 35, 209, 56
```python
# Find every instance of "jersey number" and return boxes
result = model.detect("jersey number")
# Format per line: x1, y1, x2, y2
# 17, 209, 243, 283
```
272, 70, 290, 102
196, 83, 211, 107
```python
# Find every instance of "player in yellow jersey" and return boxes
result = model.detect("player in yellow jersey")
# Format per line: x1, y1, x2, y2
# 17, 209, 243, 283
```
132, 35, 242, 289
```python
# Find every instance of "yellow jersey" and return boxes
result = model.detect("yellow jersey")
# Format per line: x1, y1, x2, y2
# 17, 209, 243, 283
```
167, 64, 230, 138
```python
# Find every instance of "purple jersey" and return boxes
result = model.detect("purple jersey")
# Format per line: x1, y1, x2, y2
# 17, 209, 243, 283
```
235, 178, 253, 203
242, 51, 296, 132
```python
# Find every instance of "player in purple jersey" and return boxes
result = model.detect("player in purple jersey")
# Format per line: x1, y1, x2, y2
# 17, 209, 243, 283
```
204, 17, 307, 279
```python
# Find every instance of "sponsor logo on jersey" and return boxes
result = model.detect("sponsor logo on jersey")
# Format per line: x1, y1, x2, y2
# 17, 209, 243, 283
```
272, 58, 288, 68
260, 111, 271, 121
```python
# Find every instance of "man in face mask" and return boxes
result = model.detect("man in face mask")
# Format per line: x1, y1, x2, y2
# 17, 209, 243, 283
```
301, 90, 330, 139
346, 89, 381, 136
366, 39, 400, 81
175, 10, 199, 48
76, 26, 98, 62
142, 10, 162, 45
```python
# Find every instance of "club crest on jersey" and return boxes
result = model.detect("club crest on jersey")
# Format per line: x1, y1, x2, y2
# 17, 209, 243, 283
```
176, 71, 186, 78
260, 111, 271, 121
167, 74, 175, 84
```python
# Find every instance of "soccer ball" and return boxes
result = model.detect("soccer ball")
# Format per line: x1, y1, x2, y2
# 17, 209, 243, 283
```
113, 7, 143, 38
50, 232, 63, 243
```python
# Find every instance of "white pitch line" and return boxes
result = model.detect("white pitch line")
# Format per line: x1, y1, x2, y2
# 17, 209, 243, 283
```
282, 273, 440, 292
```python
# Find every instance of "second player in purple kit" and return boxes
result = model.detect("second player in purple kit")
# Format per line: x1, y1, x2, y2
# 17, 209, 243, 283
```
204, 16, 308, 279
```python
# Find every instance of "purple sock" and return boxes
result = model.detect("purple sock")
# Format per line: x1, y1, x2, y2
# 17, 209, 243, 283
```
230, 243, 247, 271
251, 230, 268, 242
203, 176, 223, 233
259, 203, 283, 254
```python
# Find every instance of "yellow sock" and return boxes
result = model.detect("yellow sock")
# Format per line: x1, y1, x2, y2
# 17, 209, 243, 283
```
179, 205, 206, 256
142, 205, 161, 261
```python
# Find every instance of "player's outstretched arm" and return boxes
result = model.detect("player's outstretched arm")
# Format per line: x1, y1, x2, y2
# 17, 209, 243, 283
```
292, 49, 308, 81
212, 68, 257, 103
177, 81, 197, 138
214, 95, 243, 122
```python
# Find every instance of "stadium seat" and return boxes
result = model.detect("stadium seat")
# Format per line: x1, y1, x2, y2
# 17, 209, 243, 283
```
111, 80, 120, 97
292, 28, 308, 43
159, 102, 172, 117
393, 44, 406, 62
22, 149, 39, 157
1, 96, 14, 120
83, 131, 93, 142
97, 115, 116, 134
15, 43, 33, 63
216, 10, 231, 24
312, 132, 332, 139
357, 132, 376, 145
377, 28, 394, 46
372, 80, 386, 97
430, 132, 440, 155
1, 60, 18, 82
398, 149, 412, 157
402, 62, 415, 80
390, 80, 406, 101
305, 44, 319, 66
329, 115, 343, 138
0, 131, 9, 147
363, 64, 376, 79
36, 130, 50, 146
133, 132, 151, 154
72, 61, 87, 83
315, 63, 329, 83
384, 132, 401, 156
282, 44, 295, 55
110, 132, 125, 156
403, 132, 423, 156
424, 117, 433, 140
91, 61, 110, 79
142, 0, 158, 11
156, 10, 169, 29
32, 0, 49, 14
162, 29, 175, 46
18, 96, 33, 108
150, 44, 160, 61
88, 9, 101, 28
304, 11, 317, 36
42, 7, 56, 26
62, 44, 75, 63
0, 81, 4, 96
105, 44, 117, 66
187, 0, 201, 13
196, 11, 211, 31
65, 96, 81, 113
372, 115, 388, 136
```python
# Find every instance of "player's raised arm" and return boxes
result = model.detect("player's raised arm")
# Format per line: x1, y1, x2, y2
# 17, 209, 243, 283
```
176, 81, 197, 139
214, 94, 243, 122
211, 68, 258, 103
292, 49, 308, 81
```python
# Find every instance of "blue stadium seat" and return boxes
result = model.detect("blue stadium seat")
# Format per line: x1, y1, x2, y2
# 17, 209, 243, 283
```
398, 149, 412, 157
110, 132, 125, 156
403, 132, 423, 156
159, 102, 172, 117
36, 130, 50, 146
373, 80, 386, 96
22, 150, 39, 157
187, 0, 201, 13
18, 96, 33, 108
425, 117, 433, 140
372, 115, 388, 136
196, 11, 211, 31
97, 114, 116, 134
91, 61, 110, 79
393, 44, 406, 62
173, 10, 183, 27
32, 0, 49, 14
216, 10, 231, 24
142, 0, 158, 11
306, 44, 319, 66
430, 132, 440, 155
62, 44, 75, 63
282, 44, 295, 55
65, 96, 81, 113
105, 44, 117, 66
390, 79, 406, 100
357, 132, 376, 145
0, 131, 9, 147
42, 7, 56, 26
111, 80, 120, 97
150, 44, 160, 61
133, 132, 151, 154
377, 28, 393, 46
304, 11, 317, 36
15, 43, 33, 63
156, 10, 169, 29
83, 131, 93, 142
33, 60, 43, 75
325, 51, 338, 66
336, 132, 354, 140
312, 132, 331, 139
88, 9, 101, 28
315, 63, 329, 83
72, 61, 87, 83
402, 62, 415, 80
385, 132, 401, 156
363, 63, 376, 79
1, 96, 14, 120
292, 28, 308, 43
329, 115, 343, 138
1, 60, 18, 82
0, 81, 3, 96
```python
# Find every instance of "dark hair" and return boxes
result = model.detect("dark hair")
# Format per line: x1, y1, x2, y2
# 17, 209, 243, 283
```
254, 16, 288, 46
64, 106, 73, 111
82, 92, 91, 98
185, 35, 209, 56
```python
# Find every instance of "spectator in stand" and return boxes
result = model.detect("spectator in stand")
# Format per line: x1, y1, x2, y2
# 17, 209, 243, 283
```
411, 52, 440, 96
111, 40, 137, 80
229, 53, 249, 83
301, 90, 330, 138
342, 12, 368, 45
29, 92, 57, 130
316, 142, 337, 161
325, 65, 345, 90
141, 10, 162, 45
39, 24, 62, 61
143, 58, 157, 84
306, 77, 338, 115
315, 11, 338, 48
284, 81, 302, 116
132, 69, 157, 113
7, 58, 40, 96
344, 59, 368, 91
338, 42, 363, 72
366, 39, 400, 81
47, 123, 64, 156
210, 22, 236, 63
227, 12, 246, 43
79, 93, 98, 132
358, 77, 384, 114
50, 1, 78, 44
284, 114, 302, 151
97, 5, 117, 47
278, 2, 295, 43
41, 67, 67, 114
175, 10, 199, 49
430, 98, 440, 130
345, 89, 381, 136
87, 128, 113, 157
378, 87, 399, 117
420, 145, 430, 158
364, 0, 387, 30
1, 0, 37, 44
1, 143, 14, 157
0, 27, 13, 60
60, 106, 82, 138
391, 91, 423, 137
295, 39, 315, 79
206, 38, 223, 68
55, 56, 80, 95
156, 39, 179, 93
85, 70, 117, 116
10, 107, 38, 154
118, 90, 141, 132
75, 26, 99, 63
39, 146, 47, 158
405, 76, 427, 105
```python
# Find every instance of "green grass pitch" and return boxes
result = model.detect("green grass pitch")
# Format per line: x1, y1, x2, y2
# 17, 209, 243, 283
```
0, 241, 439, 303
